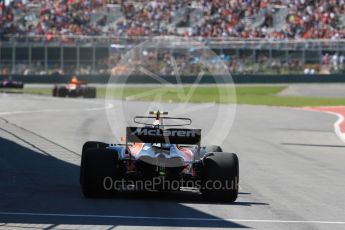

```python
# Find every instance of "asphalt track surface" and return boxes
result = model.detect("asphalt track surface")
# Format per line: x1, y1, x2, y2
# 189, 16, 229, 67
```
1, 93, 345, 229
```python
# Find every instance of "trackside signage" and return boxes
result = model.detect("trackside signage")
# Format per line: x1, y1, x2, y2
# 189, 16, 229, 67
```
126, 127, 201, 144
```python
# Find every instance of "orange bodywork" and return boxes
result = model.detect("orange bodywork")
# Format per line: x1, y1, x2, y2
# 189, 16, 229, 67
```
128, 143, 145, 157
127, 143, 194, 162
68, 76, 86, 85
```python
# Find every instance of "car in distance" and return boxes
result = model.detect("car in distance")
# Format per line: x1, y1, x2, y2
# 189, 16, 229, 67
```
52, 76, 96, 98
80, 110, 239, 202
0, 78, 24, 89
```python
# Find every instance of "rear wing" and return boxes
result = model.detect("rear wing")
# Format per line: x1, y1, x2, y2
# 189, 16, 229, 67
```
69, 80, 87, 85
126, 127, 201, 145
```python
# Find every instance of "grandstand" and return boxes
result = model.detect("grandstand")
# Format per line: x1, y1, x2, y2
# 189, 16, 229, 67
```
2, 0, 345, 39
1, 0, 345, 75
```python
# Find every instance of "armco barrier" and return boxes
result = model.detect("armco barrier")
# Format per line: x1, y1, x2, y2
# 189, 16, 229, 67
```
0, 74, 345, 84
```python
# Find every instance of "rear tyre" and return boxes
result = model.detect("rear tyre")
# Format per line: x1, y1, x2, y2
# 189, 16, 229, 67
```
84, 87, 96, 98
200, 145, 223, 158
81, 148, 118, 198
57, 87, 67, 97
201, 152, 239, 202
205, 145, 223, 152
80, 141, 108, 184
52, 86, 58, 97
82, 141, 108, 154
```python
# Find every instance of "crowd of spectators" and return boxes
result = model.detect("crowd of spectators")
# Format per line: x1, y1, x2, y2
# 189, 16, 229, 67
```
2, 0, 345, 76
115, 0, 190, 36
183, 0, 268, 38
281, 0, 345, 39
183, 0, 345, 39
38, 0, 106, 38
0, 0, 117, 41
1, 0, 345, 40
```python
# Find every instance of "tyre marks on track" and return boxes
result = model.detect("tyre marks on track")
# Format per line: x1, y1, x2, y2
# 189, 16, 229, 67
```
0, 118, 80, 165
0, 95, 115, 165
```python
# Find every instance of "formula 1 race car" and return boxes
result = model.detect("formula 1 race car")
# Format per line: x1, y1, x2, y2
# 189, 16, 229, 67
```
0, 78, 24, 89
52, 76, 96, 98
80, 111, 239, 202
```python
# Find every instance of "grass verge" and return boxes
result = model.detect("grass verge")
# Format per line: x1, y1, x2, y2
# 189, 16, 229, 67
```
2, 86, 345, 107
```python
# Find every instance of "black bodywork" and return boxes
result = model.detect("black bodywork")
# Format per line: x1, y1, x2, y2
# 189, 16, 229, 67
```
80, 111, 239, 202
0, 79, 24, 89
52, 81, 96, 98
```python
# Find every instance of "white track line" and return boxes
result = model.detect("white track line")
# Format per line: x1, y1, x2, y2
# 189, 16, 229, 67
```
0, 212, 344, 225
300, 108, 345, 143
323, 111, 345, 143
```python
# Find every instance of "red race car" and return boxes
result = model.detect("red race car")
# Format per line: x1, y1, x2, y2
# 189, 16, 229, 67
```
52, 76, 96, 98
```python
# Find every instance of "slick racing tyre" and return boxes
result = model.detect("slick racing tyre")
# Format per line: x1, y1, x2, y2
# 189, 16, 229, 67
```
201, 152, 239, 202
205, 145, 223, 153
80, 141, 108, 184
57, 87, 67, 97
81, 148, 118, 198
200, 145, 223, 158
52, 86, 58, 97
84, 87, 96, 98
16, 83, 24, 89
82, 141, 108, 155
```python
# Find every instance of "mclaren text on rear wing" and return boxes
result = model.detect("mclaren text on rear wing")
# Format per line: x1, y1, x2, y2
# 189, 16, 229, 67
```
126, 127, 201, 145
